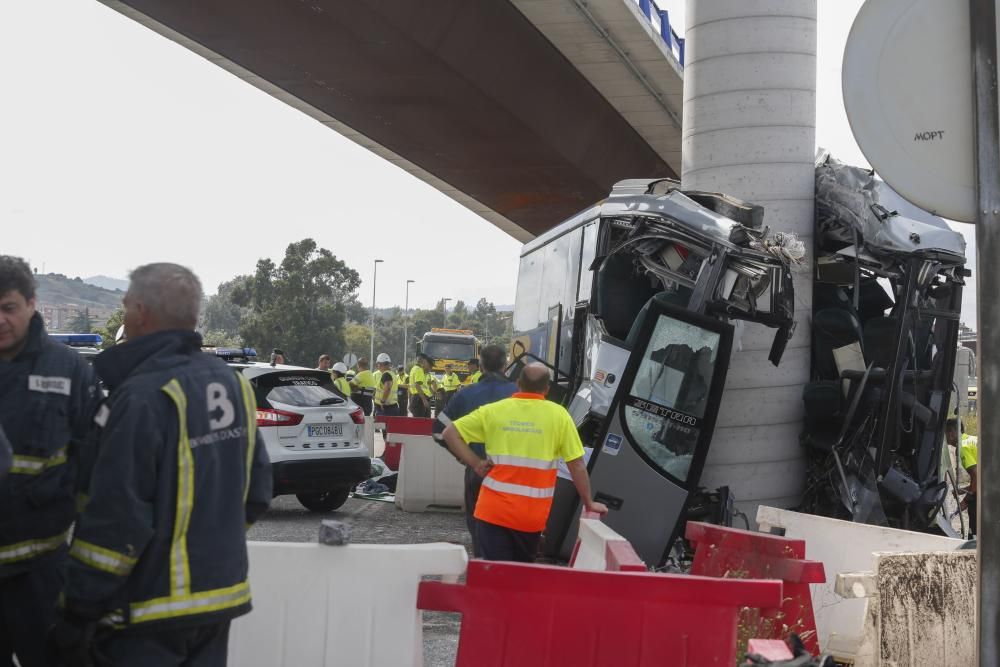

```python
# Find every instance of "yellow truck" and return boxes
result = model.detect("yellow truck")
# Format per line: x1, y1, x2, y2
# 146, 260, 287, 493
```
419, 328, 479, 379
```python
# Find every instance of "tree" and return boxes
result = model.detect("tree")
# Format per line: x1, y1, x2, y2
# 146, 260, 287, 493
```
202, 276, 249, 338
341, 322, 371, 363
202, 330, 242, 347
230, 238, 362, 365
68, 308, 92, 333
93, 308, 123, 348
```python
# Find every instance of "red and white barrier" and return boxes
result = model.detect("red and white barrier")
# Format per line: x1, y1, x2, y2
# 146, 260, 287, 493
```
418, 560, 782, 666
686, 520, 826, 655
570, 510, 647, 572
376, 416, 464, 512
229, 541, 467, 667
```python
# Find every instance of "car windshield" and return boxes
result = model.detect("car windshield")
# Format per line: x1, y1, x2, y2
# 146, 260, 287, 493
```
252, 371, 345, 408
423, 341, 475, 361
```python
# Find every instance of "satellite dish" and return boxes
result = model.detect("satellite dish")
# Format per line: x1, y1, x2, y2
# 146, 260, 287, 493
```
343, 353, 359, 368
843, 0, 986, 223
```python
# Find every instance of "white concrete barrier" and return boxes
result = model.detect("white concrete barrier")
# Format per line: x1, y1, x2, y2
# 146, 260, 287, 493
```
393, 432, 465, 512
363, 415, 376, 456
756, 506, 964, 662
836, 551, 976, 667
229, 541, 468, 667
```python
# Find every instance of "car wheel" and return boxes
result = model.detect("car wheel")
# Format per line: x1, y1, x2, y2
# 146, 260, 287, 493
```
296, 487, 351, 512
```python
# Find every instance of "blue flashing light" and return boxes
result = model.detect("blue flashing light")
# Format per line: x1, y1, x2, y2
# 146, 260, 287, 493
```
51, 333, 103, 347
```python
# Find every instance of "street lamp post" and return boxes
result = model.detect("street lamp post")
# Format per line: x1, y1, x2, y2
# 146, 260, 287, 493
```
403, 279, 415, 369
442, 298, 452, 328
370, 259, 383, 363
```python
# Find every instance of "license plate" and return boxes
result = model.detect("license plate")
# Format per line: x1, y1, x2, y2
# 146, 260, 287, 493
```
307, 424, 343, 437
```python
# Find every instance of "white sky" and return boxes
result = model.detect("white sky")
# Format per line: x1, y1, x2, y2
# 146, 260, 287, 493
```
0, 0, 978, 322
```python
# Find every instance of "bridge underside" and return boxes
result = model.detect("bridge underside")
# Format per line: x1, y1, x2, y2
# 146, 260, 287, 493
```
99, 0, 676, 240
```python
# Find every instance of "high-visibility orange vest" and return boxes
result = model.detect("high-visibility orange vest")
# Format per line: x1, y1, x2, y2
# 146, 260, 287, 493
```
453, 393, 585, 532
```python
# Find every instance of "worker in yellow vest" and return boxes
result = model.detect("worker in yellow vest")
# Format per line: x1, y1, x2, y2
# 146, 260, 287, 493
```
462, 358, 483, 388
442, 363, 607, 561
374, 353, 400, 417
396, 364, 409, 406
408, 354, 433, 418
331, 362, 352, 399
441, 363, 462, 409
351, 358, 378, 415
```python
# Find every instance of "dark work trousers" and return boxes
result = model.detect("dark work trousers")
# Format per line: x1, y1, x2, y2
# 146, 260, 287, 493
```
95, 620, 231, 667
476, 519, 541, 563
374, 403, 400, 418
0, 552, 64, 667
464, 443, 487, 558
968, 494, 978, 537
352, 394, 374, 416
409, 395, 431, 418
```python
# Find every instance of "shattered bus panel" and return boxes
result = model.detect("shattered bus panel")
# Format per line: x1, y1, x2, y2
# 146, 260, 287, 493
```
510, 178, 799, 565
801, 155, 968, 535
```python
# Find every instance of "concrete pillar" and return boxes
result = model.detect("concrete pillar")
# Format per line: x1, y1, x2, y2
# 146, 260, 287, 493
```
682, 1, 816, 517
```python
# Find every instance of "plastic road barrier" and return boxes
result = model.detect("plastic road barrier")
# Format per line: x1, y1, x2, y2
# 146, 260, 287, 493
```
570, 510, 647, 572
375, 415, 464, 512
229, 541, 468, 667
756, 505, 963, 661
417, 560, 783, 666
836, 551, 976, 667
686, 521, 826, 655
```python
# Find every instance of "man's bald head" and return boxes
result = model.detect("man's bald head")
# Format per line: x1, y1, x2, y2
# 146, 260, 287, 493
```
518, 363, 551, 395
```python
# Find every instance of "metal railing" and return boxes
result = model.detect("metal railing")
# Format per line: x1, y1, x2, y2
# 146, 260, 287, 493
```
636, 0, 685, 66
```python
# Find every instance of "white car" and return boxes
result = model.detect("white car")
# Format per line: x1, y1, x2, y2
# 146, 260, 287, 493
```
227, 359, 371, 512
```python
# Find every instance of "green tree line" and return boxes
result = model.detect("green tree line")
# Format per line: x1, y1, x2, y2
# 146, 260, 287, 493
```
93, 238, 512, 365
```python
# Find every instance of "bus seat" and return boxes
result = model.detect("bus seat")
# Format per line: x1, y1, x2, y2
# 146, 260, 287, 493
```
595, 254, 657, 340
864, 317, 897, 369
849, 278, 895, 325
812, 308, 864, 381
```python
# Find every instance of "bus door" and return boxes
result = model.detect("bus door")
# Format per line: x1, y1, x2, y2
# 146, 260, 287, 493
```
587, 300, 734, 566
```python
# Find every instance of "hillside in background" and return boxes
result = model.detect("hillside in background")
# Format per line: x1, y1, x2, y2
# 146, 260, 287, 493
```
36, 273, 123, 310
84, 274, 129, 292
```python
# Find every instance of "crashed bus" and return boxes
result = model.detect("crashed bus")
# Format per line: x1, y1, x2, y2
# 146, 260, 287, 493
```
800, 155, 968, 536
508, 178, 801, 565
507, 156, 968, 566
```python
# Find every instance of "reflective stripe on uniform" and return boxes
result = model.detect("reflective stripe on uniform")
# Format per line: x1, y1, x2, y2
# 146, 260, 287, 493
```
0, 530, 68, 564
69, 538, 137, 576
481, 476, 555, 499
161, 379, 194, 597
130, 580, 251, 624
10, 447, 68, 475
236, 374, 258, 502
490, 454, 558, 470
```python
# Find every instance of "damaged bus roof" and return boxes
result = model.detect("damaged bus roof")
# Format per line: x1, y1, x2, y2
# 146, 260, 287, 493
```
816, 152, 966, 262
524, 178, 780, 260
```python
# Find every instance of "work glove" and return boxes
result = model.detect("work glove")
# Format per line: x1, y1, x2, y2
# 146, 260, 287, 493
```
49, 610, 99, 667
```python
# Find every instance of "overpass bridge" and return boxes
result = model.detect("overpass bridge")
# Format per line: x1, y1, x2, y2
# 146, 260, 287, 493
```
97, 0, 684, 240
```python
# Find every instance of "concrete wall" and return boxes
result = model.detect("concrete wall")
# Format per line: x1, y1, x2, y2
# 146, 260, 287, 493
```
842, 551, 977, 667
682, 0, 817, 514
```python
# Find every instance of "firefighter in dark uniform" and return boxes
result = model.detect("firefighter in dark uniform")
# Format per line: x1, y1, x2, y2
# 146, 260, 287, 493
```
0, 256, 100, 667
0, 425, 11, 482
52, 263, 272, 666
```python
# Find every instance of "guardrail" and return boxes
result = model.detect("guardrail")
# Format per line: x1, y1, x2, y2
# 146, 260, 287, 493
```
636, 0, 685, 65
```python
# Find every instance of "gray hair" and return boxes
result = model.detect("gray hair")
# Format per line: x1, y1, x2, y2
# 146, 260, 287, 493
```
128, 263, 203, 329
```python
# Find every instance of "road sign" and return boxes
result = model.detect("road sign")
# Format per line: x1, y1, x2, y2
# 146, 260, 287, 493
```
343, 353, 359, 368
843, 0, 999, 223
